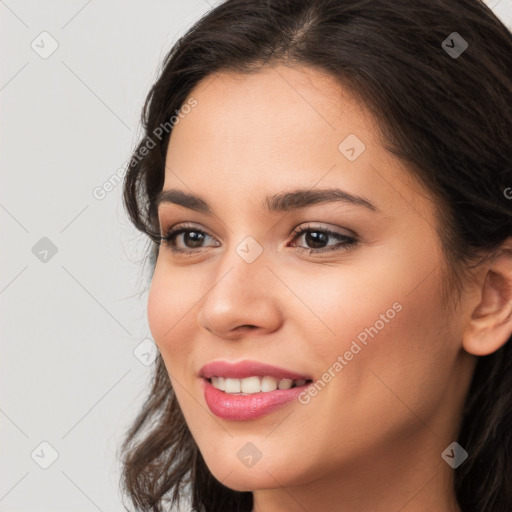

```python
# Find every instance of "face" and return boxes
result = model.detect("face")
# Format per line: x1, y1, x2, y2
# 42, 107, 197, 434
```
147, 64, 475, 493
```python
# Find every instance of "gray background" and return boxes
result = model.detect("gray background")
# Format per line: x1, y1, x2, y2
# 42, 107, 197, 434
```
1, 1, 510, 511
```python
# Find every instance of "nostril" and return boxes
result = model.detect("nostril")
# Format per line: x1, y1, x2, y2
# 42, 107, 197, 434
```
236, 325, 257, 331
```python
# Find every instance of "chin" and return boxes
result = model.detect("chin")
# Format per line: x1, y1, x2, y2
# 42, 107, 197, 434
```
202, 449, 306, 492
211, 467, 281, 493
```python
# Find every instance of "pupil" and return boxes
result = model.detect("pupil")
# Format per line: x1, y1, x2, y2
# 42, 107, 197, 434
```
185, 231, 204, 248
306, 231, 327, 248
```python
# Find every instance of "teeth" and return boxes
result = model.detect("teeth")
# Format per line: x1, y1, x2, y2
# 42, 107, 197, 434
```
209, 376, 308, 394
224, 378, 241, 393
211, 376, 225, 391
261, 376, 278, 392
241, 376, 261, 394
278, 378, 293, 390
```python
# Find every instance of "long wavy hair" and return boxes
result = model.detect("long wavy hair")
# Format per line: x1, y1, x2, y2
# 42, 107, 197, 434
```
118, 1, 512, 510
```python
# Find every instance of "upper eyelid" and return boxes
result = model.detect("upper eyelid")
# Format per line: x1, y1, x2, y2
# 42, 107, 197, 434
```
160, 221, 349, 233
160, 222, 355, 242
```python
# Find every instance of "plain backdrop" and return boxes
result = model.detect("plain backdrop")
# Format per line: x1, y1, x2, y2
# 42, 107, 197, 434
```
1, 1, 510, 511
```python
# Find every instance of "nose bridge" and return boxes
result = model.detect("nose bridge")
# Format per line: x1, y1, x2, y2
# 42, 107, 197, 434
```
206, 234, 269, 308
197, 234, 282, 335
214, 229, 269, 286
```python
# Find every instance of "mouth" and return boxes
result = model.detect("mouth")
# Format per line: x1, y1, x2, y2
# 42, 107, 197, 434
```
199, 360, 314, 421
201, 377, 313, 421
205, 376, 313, 394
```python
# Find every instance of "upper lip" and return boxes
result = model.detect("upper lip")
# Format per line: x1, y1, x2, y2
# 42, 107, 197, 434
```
199, 360, 312, 381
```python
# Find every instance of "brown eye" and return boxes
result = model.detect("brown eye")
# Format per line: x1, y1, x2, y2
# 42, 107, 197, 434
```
160, 224, 219, 253
289, 225, 358, 254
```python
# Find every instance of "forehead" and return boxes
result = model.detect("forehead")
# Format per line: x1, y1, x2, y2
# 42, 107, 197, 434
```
162, 64, 436, 228
167, 64, 373, 157
165, 65, 372, 181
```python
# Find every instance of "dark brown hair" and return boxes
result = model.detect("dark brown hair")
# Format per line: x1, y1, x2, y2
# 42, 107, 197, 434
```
119, 1, 512, 510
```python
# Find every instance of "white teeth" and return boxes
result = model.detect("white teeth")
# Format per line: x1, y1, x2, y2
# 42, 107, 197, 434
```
211, 376, 225, 391
241, 376, 261, 394
224, 378, 241, 393
261, 376, 278, 392
278, 378, 293, 390
209, 376, 308, 394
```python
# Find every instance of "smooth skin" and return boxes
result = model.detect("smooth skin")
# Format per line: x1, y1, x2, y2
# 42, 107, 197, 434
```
147, 63, 512, 512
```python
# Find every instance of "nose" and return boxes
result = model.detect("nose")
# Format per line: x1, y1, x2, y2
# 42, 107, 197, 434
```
196, 245, 283, 340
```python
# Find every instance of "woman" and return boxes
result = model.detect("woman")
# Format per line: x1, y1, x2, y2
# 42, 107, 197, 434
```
119, 0, 512, 510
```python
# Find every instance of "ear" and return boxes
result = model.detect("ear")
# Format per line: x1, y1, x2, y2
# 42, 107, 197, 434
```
462, 240, 512, 356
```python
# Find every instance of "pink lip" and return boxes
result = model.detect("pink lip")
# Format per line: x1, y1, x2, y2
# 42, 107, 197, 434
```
201, 379, 310, 421
199, 360, 313, 421
199, 360, 312, 380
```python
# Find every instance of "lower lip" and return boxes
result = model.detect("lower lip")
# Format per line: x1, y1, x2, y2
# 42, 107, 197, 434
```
202, 378, 308, 421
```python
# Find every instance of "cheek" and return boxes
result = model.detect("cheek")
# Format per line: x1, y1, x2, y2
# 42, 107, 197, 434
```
147, 265, 170, 348
278, 259, 407, 363
146, 261, 196, 363
289, 252, 452, 405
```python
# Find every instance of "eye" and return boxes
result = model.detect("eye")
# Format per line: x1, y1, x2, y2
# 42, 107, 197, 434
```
288, 224, 358, 254
158, 222, 358, 256
159, 223, 219, 254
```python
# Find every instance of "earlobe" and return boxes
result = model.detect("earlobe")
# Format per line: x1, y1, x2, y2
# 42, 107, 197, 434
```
462, 245, 512, 356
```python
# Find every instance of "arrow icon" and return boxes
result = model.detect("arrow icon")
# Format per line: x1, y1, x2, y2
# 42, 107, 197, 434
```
237, 441, 263, 467
236, 237, 263, 263
32, 237, 58, 262
441, 441, 468, 468
134, 339, 158, 366
31, 441, 59, 469
445, 449, 455, 458
31, 31, 59, 60
338, 134, 366, 161
441, 32, 468, 59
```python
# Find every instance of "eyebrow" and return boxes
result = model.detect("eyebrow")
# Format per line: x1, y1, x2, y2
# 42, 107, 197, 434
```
155, 187, 380, 214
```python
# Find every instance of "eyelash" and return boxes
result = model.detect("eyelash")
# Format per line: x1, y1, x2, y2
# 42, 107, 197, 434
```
158, 222, 358, 256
